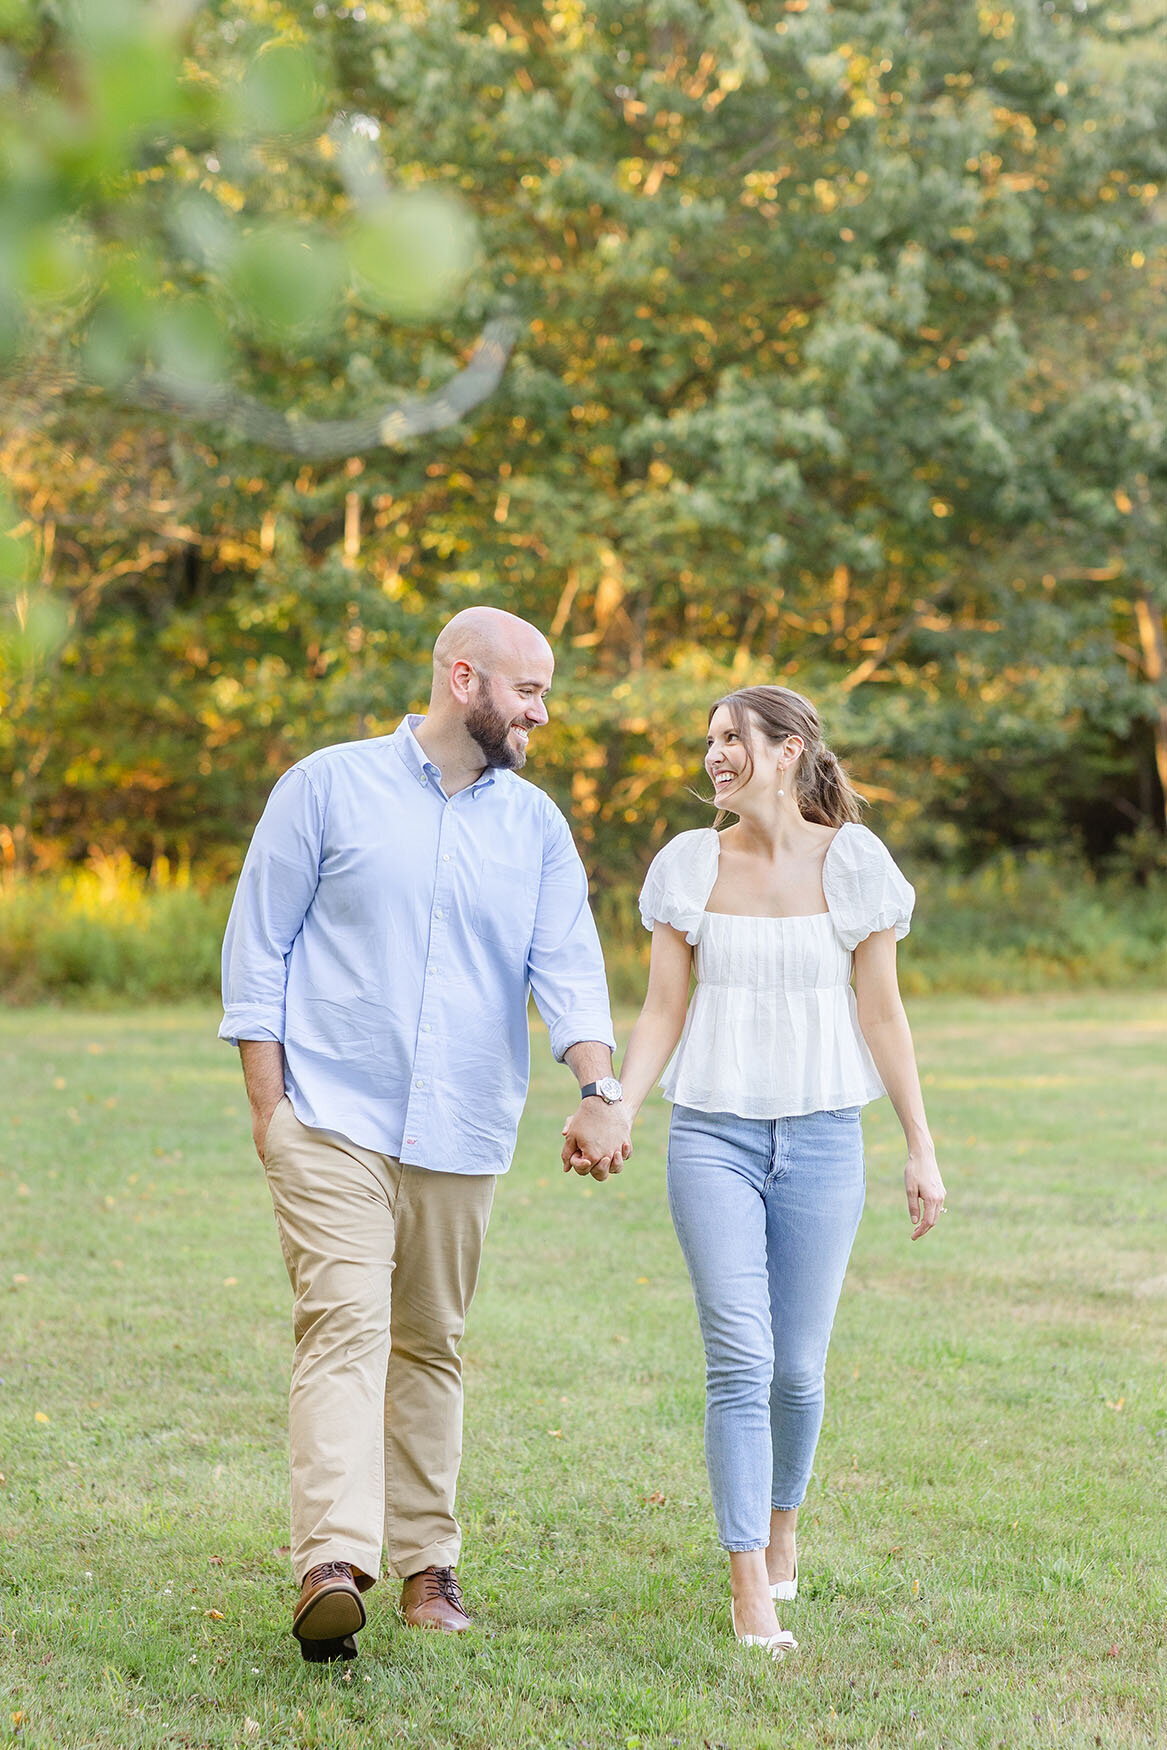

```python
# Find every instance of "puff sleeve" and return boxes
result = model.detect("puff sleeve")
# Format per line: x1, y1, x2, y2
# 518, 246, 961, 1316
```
638, 829, 720, 945
823, 823, 915, 952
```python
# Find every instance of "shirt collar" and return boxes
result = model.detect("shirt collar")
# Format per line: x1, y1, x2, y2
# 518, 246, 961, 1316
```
393, 714, 497, 797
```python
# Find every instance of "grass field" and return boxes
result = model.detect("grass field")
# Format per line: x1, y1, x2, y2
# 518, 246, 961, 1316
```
1, 994, 1165, 1750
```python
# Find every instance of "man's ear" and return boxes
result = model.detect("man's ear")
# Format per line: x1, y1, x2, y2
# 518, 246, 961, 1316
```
448, 658, 476, 703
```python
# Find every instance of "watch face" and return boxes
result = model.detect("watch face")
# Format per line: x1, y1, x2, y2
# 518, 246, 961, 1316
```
598, 1077, 623, 1103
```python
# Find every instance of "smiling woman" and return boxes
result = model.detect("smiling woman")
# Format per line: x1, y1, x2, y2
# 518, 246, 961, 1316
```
705, 686, 865, 836
614, 682, 945, 1661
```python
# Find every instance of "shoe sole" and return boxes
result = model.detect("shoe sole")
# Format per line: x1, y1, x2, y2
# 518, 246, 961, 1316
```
300, 1633, 359, 1663
293, 1586, 366, 1643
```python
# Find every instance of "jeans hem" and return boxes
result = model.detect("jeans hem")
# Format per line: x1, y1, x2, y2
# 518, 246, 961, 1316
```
720, 1540, 769, 1553
771, 1501, 804, 1512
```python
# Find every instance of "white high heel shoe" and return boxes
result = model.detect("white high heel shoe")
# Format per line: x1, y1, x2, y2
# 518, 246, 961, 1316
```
730, 1599, 798, 1658
769, 1561, 798, 1604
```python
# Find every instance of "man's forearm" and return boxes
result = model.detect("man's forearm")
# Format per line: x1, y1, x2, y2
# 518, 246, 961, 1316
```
239, 1039, 286, 1120
563, 1040, 616, 1089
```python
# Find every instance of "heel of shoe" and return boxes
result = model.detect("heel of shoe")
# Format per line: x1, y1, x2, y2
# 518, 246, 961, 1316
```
730, 1599, 798, 1657
769, 1559, 798, 1603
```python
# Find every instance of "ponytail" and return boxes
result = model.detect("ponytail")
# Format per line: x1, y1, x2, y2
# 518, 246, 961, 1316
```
796, 742, 865, 827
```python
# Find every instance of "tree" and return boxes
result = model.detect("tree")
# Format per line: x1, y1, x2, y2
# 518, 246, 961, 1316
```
2, 0, 1164, 882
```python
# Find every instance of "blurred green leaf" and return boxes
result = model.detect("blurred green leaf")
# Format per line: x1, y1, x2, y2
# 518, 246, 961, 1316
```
63, 0, 140, 49
225, 221, 347, 339
84, 32, 186, 156
170, 191, 236, 269
0, 0, 36, 40
19, 221, 94, 304
348, 189, 476, 321
227, 40, 322, 138
80, 289, 150, 386
149, 296, 227, 389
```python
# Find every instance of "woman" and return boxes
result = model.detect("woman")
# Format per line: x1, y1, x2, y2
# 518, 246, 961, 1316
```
617, 686, 946, 1657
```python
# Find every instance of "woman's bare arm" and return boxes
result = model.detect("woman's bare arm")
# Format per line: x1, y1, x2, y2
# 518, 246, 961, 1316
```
618, 923, 694, 1121
853, 929, 946, 1240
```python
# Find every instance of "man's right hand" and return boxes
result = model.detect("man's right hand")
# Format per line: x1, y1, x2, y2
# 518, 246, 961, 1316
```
239, 1040, 288, 1164
250, 1098, 281, 1164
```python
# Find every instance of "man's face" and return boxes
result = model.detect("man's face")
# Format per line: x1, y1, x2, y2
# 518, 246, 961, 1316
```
464, 656, 552, 771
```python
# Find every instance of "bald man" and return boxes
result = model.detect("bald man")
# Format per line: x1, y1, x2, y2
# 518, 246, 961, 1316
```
220, 608, 627, 1661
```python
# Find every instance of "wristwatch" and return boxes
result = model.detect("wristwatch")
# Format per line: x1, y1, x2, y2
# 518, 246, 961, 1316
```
580, 1077, 623, 1104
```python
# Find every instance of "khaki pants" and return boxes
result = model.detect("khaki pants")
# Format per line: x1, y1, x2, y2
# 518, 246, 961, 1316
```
262, 1097, 496, 1586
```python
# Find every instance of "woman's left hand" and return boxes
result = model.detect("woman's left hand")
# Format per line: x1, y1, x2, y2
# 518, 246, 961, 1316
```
905, 1149, 946, 1241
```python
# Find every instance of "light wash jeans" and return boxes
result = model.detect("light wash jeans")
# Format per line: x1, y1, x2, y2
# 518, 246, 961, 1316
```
667, 1103, 866, 1551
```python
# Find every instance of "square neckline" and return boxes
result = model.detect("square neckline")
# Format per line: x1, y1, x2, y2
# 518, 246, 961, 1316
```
701, 823, 848, 923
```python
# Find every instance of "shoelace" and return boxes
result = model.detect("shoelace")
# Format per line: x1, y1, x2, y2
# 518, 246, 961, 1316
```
306, 1562, 354, 1587
415, 1566, 464, 1609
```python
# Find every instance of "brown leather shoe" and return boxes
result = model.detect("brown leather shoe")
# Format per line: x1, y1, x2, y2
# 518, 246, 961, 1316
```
400, 1566, 472, 1632
293, 1561, 366, 1649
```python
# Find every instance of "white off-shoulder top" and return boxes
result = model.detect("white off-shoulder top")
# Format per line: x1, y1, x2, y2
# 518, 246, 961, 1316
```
638, 824, 915, 1119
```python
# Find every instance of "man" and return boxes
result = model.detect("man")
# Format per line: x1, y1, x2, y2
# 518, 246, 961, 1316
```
219, 607, 630, 1662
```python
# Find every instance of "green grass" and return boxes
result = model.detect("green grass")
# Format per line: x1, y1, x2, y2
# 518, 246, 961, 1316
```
1, 994, 1165, 1749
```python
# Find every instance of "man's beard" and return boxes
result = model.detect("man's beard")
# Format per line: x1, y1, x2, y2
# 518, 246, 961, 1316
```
465, 685, 527, 770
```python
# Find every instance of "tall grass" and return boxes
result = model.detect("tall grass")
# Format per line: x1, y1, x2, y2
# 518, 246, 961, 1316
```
0, 851, 229, 1002
1, 847, 1164, 1003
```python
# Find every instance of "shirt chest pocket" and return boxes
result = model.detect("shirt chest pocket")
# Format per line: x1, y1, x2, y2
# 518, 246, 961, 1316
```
471, 857, 539, 948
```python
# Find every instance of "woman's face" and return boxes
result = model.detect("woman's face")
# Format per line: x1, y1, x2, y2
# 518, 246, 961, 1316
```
705, 705, 754, 803
705, 704, 799, 806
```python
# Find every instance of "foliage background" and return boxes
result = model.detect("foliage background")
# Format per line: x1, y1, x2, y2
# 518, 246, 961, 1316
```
1, 0, 1166, 970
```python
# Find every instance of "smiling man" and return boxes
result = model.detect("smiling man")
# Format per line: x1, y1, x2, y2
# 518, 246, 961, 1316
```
219, 606, 628, 1662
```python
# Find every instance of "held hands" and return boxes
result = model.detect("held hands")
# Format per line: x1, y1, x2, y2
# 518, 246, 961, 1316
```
561, 1100, 632, 1183
905, 1145, 946, 1240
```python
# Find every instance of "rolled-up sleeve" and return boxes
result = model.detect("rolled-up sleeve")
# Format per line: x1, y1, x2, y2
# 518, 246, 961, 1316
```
219, 766, 324, 1047
527, 807, 615, 1062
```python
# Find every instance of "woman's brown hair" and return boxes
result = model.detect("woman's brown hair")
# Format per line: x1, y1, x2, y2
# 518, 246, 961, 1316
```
707, 685, 866, 828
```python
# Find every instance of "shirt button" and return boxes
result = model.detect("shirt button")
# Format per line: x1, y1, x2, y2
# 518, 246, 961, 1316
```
420, 776, 427, 786
434, 907, 443, 919
442, 854, 450, 862
414, 1078, 424, 1090
422, 1024, 431, 1032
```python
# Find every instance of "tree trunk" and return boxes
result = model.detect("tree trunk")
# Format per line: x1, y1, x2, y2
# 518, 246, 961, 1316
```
1133, 585, 1167, 831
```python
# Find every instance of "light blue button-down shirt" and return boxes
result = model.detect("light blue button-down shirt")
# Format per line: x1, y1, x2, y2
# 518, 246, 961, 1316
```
219, 716, 615, 1175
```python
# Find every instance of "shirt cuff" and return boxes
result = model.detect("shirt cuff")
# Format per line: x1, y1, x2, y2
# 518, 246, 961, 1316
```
548, 1012, 617, 1064
218, 1007, 285, 1048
